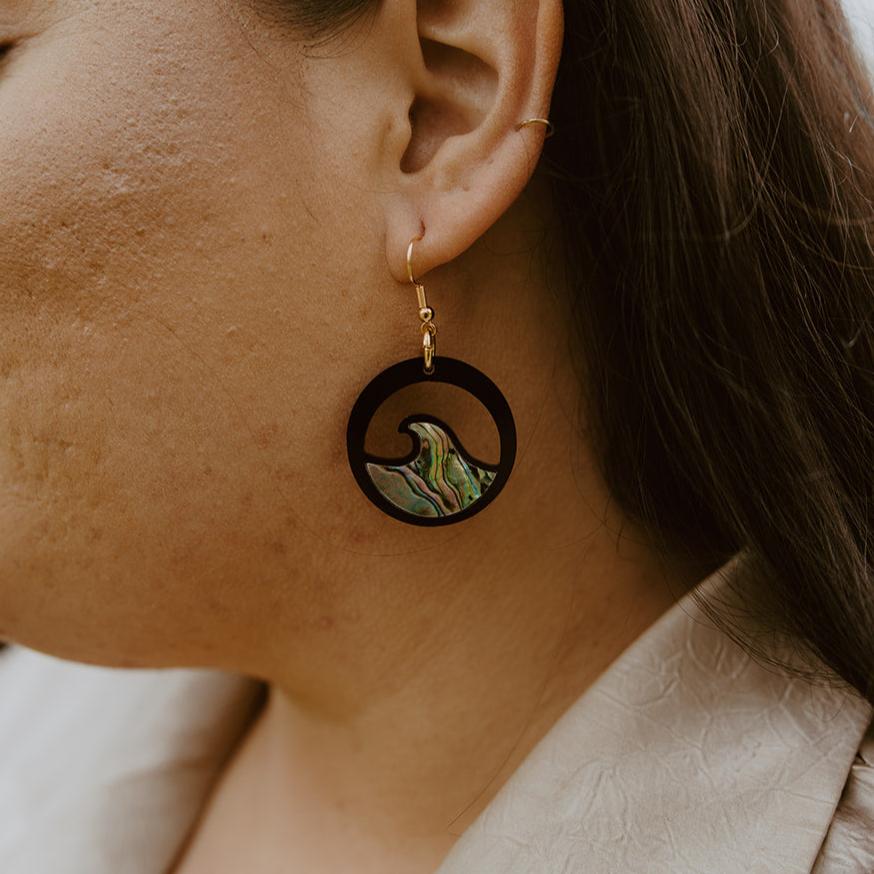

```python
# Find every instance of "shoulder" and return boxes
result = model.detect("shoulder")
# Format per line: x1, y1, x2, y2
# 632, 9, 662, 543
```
812, 714, 874, 873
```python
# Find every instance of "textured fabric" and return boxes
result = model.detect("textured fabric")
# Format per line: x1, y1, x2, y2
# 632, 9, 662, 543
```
0, 552, 871, 874
812, 719, 874, 873
432, 554, 874, 874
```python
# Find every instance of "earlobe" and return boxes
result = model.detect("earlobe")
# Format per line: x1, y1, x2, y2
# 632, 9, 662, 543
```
378, 0, 564, 285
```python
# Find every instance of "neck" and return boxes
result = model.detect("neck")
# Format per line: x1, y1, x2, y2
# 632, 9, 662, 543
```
171, 173, 715, 873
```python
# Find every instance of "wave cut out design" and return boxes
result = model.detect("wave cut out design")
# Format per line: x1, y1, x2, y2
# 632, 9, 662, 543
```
365, 419, 497, 518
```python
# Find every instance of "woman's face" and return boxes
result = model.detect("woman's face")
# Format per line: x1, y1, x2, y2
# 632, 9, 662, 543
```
0, 0, 399, 666
0, 0, 561, 666
0, 1, 565, 669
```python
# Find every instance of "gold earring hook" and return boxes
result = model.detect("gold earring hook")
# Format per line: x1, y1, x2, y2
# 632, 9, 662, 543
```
406, 231, 424, 285
406, 230, 436, 374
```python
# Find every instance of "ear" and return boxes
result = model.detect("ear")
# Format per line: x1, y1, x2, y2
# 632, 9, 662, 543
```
375, 0, 564, 284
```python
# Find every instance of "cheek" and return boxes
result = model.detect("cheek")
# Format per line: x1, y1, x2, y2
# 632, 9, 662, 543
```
0, 300, 341, 662
0, 5, 348, 662
0, 6, 253, 316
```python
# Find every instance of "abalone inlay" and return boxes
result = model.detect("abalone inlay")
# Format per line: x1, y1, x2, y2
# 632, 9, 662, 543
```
347, 357, 516, 526
365, 420, 497, 518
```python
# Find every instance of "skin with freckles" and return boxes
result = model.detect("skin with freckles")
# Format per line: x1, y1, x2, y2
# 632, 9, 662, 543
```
0, 1, 714, 871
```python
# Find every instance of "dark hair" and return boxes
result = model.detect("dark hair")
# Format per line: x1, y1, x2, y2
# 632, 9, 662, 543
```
259, 0, 874, 705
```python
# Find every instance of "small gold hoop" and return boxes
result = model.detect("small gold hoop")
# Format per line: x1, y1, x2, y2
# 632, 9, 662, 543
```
420, 321, 437, 336
515, 117, 555, 138
406, 232, 424, 285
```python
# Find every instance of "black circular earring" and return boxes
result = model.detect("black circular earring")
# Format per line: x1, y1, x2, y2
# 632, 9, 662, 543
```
346, 228, 517, 526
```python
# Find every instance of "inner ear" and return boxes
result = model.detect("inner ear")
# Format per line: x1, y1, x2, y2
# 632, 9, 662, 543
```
400, 37, 499, 174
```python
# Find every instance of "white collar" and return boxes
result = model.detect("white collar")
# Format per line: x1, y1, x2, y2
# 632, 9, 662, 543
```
434, 551, 873, 873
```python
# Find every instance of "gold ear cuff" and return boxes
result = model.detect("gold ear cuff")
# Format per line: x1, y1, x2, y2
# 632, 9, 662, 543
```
515, 117, 555, 138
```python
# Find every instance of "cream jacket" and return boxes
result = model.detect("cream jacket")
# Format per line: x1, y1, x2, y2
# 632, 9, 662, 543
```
0, 554, 871, 873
